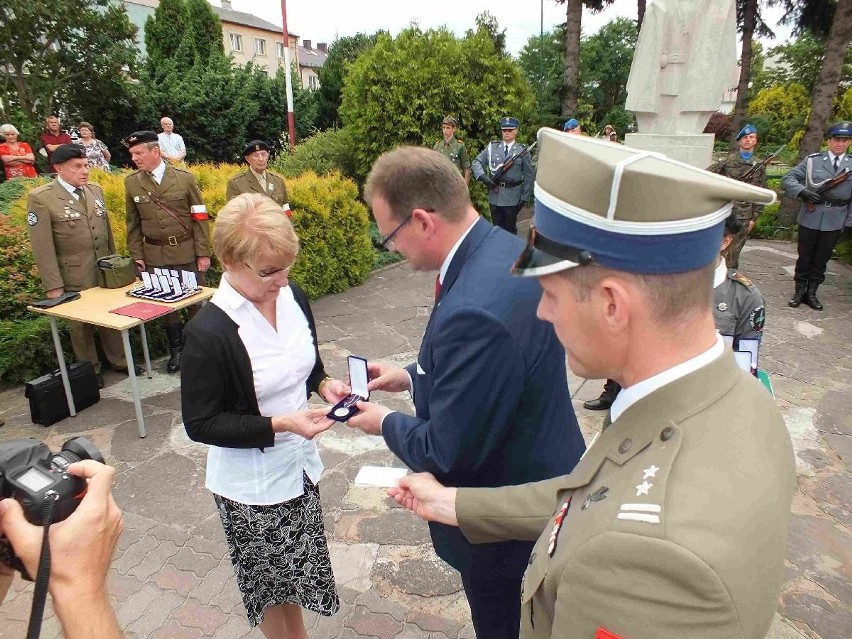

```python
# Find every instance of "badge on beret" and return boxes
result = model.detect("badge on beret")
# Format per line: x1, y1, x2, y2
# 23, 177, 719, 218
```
717, 302, 728, 312
750, 306, 765, 332
27, 211, 38, 226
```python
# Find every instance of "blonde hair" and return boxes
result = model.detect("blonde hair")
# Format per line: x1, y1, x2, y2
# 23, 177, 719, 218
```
0, 124, 20, 136
213, 193, 299, 268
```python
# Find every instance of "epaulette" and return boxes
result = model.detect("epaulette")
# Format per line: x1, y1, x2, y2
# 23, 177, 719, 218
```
490, 140, 501, 145
807, 152, 822, 158
173, 166, 192, 175
456, 138, 463, 143
127, 169, 141, 177
29, 183, 52, 196
729, 270, 753, 287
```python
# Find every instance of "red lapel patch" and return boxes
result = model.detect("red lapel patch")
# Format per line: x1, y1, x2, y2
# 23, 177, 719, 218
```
596, 629, 624, 639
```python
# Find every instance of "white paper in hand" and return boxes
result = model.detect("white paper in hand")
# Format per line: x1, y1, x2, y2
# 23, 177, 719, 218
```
353, 466, 408, 487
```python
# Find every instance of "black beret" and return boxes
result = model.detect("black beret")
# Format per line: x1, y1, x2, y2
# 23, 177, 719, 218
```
122, 130, 159, 149
52, 144, 86, 165
243, 140, 270, 156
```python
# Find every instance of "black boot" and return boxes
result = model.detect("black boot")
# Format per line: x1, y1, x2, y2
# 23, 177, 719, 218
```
166, 323, 184, 373
584, 379, 622, 411
788, 281, 807, 308
805, 282, 823, 311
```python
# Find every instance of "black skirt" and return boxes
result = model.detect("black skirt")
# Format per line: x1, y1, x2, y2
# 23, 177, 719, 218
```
213, 473, 340, 626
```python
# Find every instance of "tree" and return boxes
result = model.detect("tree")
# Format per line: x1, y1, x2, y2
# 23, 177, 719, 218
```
144, 0, 190, 68
729, 0, 777, 141
184, 0, 225, 63
469, 11, 508, 57
748, 83, 812, 143
755, 32, 852, 95
339, 26, 535, 180
579, 18, 638, 128
0, 0, 138, 137
315, 33, 381, 130
518, 29, 566, 127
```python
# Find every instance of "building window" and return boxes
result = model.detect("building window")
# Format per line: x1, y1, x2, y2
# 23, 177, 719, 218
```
308, 75, 318, 90
277, 42, 286, 58
229, 33, 242, 52
255, 38, 266, 56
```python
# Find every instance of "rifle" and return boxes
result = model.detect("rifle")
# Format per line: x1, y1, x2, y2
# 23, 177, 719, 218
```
741, 145, 786, 181
807, 167, 851, 212
489, 141, 537, 188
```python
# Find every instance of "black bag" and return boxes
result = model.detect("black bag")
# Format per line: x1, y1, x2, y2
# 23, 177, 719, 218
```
25, 361, 100, 426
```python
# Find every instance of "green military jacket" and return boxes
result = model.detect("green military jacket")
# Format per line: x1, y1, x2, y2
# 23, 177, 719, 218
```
226, 169, 289, 207
125, 164, 211, 267
433, 138, 470, 174
714, 268, 766, 339
27, 180, 116, 292
708, 151, 767, 220
457, 352, 795, 639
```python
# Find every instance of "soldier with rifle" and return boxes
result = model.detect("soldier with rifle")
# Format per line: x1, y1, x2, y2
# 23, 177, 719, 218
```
472, 117, 534, 235
782, 121, 852, 311
708, 124, 775, 268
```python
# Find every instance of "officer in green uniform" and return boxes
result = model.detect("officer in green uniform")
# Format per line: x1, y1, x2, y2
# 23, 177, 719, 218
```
27, 144, 129, 386
387, 130, 795, 639
707, 124, 766, 268
226, 140, 291, 211
432, 116, 470, 185
124, 130, 211, 373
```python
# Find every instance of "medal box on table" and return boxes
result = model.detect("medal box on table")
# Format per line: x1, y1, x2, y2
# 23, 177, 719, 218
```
127, 268, 202, 303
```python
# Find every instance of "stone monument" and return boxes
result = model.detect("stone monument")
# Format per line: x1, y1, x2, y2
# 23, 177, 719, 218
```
624, 0, 738, 167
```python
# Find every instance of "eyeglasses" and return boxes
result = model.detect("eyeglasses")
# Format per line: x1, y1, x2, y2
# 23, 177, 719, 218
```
245, 263, 291, 282
378, 214, 413, 251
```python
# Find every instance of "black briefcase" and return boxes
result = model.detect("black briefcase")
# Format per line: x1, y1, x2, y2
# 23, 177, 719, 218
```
25, 361, 100, 426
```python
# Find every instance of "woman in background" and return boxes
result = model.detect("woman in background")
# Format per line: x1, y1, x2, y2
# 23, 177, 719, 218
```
77, 122, 111, 170
0, 124, 38, 179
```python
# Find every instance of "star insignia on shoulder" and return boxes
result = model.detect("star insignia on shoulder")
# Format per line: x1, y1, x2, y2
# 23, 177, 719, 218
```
642, 465, 660, 480
731, 272, 752, 286
635, 480, 653, 496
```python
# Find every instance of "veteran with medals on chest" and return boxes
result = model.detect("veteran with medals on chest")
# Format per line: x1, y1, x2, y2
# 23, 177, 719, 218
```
123, 130, 211, 373
226, 140, 291, 213
27, 144, 131, 386
388, 129, 796, 639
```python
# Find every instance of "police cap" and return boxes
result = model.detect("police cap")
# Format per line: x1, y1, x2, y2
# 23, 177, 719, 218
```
500, 117, 519, 130
826, 121, 852, 139
51, 144, 86, 165
513, 129, 777, 278
243, 140, 270, 156
123, 130, 158, 149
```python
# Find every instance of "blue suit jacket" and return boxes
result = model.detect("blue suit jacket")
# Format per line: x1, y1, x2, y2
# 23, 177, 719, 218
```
382, 218, 586, 570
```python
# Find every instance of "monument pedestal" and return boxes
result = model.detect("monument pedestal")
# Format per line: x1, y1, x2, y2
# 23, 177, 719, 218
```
624, 133, 714, 168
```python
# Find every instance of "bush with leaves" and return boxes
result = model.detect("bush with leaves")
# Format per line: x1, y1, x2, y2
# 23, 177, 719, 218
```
748, 84, 811, 145
340, 25, 535, 181
272, 128, 359, 180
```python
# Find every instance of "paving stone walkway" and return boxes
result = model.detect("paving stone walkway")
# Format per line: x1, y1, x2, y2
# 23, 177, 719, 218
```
0, 237, 850, 638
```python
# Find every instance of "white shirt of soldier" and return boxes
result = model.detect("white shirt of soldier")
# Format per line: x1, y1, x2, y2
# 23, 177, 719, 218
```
57, 176, 81, 199
610, 334, 725, 423
204, 274, 324, 505
149, 160, 167, 185
714, 259, 727, 288
157, 131, 185, 159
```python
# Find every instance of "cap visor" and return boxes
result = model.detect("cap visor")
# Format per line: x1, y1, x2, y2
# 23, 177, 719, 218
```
512, 246, 578, 277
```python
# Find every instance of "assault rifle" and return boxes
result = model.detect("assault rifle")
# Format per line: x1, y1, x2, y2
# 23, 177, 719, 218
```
741, 145, 786, 181
807, 167, 851, 212
489, 141, 537, 189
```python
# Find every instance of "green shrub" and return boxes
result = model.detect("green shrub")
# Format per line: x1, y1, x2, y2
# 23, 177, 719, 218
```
0, 317, 73, 384
0, 178, 43, 216
0, 215, 44, 321
272, 128, 359, 181
368, 222, 405, 269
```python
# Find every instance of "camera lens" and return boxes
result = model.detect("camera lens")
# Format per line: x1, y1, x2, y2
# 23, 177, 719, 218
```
51, 436, 104, 472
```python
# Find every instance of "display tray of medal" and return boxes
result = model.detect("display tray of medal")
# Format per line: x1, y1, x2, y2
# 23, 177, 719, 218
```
327, 355, 369, 422
127, 269, 202, 303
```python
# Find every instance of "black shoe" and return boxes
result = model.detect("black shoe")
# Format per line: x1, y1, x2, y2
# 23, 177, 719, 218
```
805, 283, 823, 311
165, 323, 184, 373
584, 397, 613, 411
166, 348, 181, 373
788, 281, 807, 308
97, 373, 105, 389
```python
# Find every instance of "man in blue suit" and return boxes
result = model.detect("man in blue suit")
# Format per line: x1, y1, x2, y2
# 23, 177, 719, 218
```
348, 146, 586, 639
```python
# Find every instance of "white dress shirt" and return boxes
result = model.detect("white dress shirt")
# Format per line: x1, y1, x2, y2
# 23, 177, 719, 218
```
157, 132, 186, 159
205, 275, 324, 505
713, 258, 727, 288
610, 334, 725, 423
150, 160, 167, 185
57, 176, 80, 198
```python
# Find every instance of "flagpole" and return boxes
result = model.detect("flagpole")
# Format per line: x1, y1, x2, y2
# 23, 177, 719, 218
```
280, 0, 296, 150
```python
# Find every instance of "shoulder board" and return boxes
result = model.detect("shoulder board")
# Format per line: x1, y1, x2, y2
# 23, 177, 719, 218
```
807, 152, 822, 158
29, 183, 52, 196
729, 270, 753, 287
127, 169, 141, 177
490, 140, 501, 146
173, 166, 191, 175
455, 138, 463, 143
517, 143, 527, 148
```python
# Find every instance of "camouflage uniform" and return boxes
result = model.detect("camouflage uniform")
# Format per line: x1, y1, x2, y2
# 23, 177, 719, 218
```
707, 152, 766, 268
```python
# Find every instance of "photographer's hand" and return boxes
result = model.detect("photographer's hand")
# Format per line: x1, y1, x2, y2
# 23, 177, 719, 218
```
0, 460, 123, 639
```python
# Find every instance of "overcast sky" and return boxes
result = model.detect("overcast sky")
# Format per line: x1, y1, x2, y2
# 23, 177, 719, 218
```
223, 0, 793, 55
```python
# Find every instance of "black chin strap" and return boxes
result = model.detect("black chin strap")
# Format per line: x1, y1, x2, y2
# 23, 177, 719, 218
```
27, 495, 57, 639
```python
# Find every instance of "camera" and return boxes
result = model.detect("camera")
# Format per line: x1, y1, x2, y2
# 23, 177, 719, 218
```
0, 437, 103, 576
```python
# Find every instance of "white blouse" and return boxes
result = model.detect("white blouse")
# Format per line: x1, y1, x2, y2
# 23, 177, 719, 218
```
204, 275, 324, 505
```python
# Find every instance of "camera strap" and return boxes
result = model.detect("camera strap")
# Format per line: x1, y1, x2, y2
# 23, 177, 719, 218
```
26, 496, 57, 639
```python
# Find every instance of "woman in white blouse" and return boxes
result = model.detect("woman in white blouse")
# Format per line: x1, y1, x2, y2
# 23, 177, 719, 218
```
181, 193, 348, 638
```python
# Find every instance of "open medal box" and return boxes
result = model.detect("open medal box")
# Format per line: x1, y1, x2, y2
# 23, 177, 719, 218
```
128, 268, 202, 303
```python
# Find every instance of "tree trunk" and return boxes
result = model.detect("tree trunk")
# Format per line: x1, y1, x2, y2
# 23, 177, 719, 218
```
730, 0, 757, 144
797, 0, 852, 161
638, 0, 646, 32
562, 0, 583, 117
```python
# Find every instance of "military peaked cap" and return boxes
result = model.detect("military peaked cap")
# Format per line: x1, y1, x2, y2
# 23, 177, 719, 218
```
513, 129, 777, 277
442, 116, 459, 127
499, 117, 519, 130
51, 144, 86, 165
826, 121, 852, 138
123, 130, 158, 149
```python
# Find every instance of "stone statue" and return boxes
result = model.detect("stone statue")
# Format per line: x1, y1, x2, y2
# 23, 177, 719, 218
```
626, 0, 738, 135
